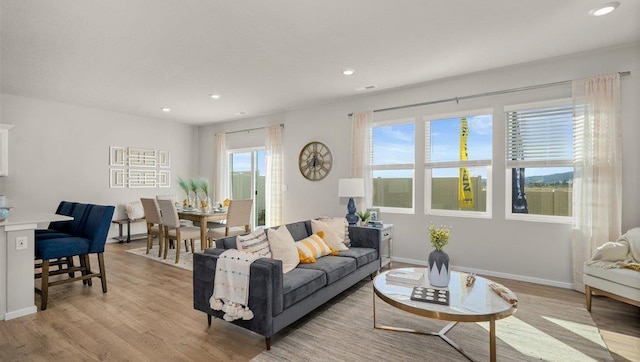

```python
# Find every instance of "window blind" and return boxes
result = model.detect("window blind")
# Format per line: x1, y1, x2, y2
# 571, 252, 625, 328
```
506, 104, 573, 168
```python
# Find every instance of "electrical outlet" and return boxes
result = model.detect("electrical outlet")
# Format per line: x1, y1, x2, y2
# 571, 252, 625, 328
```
16, 236, 28, 250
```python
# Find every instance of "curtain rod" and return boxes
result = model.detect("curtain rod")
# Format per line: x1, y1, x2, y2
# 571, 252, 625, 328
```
217, 123, 284, 136
348, 71, 631, 117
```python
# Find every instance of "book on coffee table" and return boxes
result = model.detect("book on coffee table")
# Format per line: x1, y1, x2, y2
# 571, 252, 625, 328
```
386, 270, 424, 284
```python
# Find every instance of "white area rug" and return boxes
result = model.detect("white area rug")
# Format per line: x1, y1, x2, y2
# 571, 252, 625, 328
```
125, 241, 201, 271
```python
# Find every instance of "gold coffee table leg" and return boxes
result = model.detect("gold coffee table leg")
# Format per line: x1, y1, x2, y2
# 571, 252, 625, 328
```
373, 293, 474, 361
490, 319, 496, 362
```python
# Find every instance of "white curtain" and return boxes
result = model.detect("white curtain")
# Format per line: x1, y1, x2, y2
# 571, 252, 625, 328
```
215, 132, 228, 205
350, 111, 374, 209
265, 124, 283, 226
571, 73, 622, 292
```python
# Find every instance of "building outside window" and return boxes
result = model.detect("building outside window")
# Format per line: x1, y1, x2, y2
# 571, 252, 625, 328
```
505, 99, 573, 222
371, 119, 415, 212
424, 110, 493, 217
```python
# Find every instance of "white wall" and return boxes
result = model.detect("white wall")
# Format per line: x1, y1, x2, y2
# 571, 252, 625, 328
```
198, 43, 640, 287
0, 94, 198, 238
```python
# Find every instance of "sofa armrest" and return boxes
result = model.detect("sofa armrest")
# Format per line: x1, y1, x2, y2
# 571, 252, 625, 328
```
193, 249, 285, 336
348, 226, 381, 254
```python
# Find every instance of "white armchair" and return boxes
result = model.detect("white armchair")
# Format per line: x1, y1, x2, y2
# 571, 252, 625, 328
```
583, 227, 640, 311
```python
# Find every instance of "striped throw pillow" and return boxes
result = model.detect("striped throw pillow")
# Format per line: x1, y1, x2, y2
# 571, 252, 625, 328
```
236, 229, 271, 258
295, 232, 338, 263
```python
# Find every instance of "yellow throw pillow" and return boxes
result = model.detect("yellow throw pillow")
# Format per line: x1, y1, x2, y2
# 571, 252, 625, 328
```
295, 232, 338, 263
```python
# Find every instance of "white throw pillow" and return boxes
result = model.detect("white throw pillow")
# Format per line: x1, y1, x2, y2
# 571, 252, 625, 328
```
125, 201, 145, 220
236, 229, 271, 258
267, 226, 299, 273
312, 218, 349, 250
591, 241, 630, 262
311, 219, 348, 251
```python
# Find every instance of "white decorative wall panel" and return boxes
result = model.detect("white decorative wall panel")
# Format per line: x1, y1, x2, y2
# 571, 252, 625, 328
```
108, 146, 171, 188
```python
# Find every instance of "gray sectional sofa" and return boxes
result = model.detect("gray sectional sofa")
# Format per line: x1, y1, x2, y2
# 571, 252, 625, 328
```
193, 220, 382, 349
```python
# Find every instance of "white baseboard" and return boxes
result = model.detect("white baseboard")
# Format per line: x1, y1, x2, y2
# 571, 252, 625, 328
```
391, 256, 573, 289
5, 305, 37, 320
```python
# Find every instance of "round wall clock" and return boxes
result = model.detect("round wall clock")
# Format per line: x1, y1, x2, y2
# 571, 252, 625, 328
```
298, 141, 333, 181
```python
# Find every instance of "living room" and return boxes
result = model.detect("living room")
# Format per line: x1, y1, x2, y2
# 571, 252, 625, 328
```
1, 1, 639, 361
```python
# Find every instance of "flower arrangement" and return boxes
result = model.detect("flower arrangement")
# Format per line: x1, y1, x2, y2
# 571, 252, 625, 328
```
428, 223, 451, 251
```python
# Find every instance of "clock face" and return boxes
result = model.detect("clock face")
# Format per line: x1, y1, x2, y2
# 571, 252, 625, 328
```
298, 141, 332, 181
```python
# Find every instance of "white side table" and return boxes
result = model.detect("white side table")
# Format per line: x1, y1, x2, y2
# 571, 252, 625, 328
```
380, 224, 393, 269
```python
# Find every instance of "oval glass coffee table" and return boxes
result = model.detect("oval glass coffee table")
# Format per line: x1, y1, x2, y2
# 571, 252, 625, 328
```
373, 268, 517, 362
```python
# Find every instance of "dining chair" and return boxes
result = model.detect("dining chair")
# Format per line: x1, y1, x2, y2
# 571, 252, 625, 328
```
156, 194, 194, 227
140, 198, 164, 256
208, 199, 253, 240
157, 199, 201, 263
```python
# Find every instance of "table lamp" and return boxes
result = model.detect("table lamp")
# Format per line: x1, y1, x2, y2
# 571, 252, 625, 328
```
338, 178, 365, 226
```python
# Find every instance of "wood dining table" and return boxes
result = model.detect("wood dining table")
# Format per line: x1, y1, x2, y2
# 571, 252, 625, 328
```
177, 209, 227, 250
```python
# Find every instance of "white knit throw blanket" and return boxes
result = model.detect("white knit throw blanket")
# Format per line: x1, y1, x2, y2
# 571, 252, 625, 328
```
210, 249, 262, 321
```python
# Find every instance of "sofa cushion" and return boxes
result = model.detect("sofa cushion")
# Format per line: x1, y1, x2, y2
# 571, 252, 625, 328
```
317, 217, 350, 245
296, 232, 336, 263
125, 200, 145, 220
584, 264, 640, 289
236, 229, 271, 258
217, 236, 238, 250
286, 221, 311, 241
311, 219, 349, 251
337, 247, 378, 268
297, 256, 357, 284
282, 268, 326, 310
267, 225, 299, 273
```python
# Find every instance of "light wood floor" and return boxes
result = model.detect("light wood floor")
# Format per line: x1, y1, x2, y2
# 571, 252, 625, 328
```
1, 241, 638, 361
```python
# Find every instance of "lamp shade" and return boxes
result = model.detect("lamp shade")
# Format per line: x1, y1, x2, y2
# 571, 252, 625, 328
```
338, 178, 365, 197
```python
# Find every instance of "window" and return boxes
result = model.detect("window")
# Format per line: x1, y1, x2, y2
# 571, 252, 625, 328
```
229, 148, 266, 227
505, 99, 572, 221
424, 110, 493, 217
371, 119, 415, 212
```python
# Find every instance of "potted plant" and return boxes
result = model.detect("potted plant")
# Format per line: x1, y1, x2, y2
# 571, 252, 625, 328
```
198, 178, 211, 211
356, 210, 371, 226
177, 177, 191, 207
187, 179, 199, 207
428, 223, 451, 287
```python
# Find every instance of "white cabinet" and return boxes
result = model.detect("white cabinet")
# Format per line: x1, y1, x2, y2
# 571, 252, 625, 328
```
0, 125, 14, 176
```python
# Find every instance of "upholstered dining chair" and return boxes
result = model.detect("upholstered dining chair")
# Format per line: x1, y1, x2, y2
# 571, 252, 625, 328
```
35, 204, 114, 310
157, 199, 201, 264
140, 198, 163, 256
156, 194, 193, 227
208, 199, 253, 240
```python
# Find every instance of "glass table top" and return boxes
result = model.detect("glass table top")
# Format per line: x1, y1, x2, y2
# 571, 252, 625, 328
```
374, 268, 516, 321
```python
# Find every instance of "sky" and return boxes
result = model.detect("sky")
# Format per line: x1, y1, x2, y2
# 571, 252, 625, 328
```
372, 114, 572, 179
372, 115, 492, 178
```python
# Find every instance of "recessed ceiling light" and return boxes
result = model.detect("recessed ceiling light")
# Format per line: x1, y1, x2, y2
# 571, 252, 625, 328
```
342, 68, 355, 76
209, 94, 221, 100
589, 2, 619, 16
161, 107, 171, 112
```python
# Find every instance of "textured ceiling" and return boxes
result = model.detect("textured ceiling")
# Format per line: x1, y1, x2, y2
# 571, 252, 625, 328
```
2, 1, 639, 125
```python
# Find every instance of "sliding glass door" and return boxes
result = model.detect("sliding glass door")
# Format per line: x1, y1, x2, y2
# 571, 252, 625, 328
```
229, 148, 266, 228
